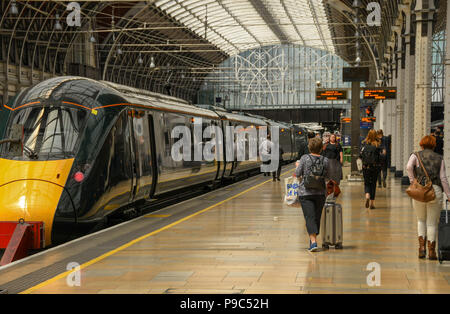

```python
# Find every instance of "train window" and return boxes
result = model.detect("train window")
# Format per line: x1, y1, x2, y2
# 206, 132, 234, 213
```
1, 106, 87, 160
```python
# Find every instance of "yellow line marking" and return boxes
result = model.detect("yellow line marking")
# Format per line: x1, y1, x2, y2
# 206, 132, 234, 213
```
144, 214, 172, 218
20, 168, 294, 294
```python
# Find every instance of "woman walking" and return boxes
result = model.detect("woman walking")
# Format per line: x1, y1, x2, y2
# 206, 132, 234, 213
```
406, 135, 450, 260
322, 134, 343, 185
295, 137, 330, 252
360, 129, 382, 209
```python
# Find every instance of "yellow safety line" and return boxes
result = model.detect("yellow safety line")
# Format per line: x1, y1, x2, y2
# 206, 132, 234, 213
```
144, 214, 172, 218
20, 168, 294, 294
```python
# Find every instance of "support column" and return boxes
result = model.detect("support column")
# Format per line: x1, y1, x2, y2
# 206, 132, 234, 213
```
402, 9, 416, 184
379, 100, 386, 131
444, 1, 450, 179
390, 72, 397, 172
413, 0, 435, 151
395, 30, 406, 178
350, 81, 361, 178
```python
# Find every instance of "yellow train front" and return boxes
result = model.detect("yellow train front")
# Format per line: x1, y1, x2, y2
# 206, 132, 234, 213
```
0, 77, 142, 246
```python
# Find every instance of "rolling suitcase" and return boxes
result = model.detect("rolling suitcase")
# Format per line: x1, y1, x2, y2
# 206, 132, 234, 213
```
322, 201, 343, 249
438, 201, 450, 264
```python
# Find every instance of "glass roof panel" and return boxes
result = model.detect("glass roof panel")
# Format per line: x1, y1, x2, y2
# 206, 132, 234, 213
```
154, 0, 335, 55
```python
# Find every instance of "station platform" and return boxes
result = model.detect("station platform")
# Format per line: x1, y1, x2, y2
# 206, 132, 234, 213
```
1, 164, 450, 294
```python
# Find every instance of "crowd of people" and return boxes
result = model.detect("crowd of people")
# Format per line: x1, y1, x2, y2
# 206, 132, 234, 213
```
288, 127, 448, 259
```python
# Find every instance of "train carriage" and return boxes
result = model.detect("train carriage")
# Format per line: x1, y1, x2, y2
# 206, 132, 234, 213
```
0, 76, 302, 246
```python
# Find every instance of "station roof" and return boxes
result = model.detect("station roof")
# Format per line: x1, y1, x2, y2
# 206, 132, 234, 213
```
0, 1, 447, 99
154, 0, 335, 55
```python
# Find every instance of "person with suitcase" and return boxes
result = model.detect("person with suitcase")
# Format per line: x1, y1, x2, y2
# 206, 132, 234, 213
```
360, 129, 382, 209
294, 137, 330, 252
406, 135, 450, 260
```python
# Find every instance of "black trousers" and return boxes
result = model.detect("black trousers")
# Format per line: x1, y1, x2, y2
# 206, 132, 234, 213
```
363, 166, 380, 200
299, 195, 326, 235
273, 160, 282, 179
377, 162, 388, 185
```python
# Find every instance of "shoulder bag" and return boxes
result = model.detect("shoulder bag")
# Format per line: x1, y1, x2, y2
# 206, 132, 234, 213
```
406, 153, 436, 203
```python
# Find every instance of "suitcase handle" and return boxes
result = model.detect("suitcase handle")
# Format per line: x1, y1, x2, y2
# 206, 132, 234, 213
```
446, 200, 449, 224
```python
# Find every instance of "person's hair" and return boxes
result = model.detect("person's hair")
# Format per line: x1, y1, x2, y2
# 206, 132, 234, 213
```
307, 132, 315, 139
377, 129, 383, 137
435, 130, 441, 136
420, 135, 436, 150
330, 134, 336, 142
363, 129, 380, 147
308, 137, 323, 154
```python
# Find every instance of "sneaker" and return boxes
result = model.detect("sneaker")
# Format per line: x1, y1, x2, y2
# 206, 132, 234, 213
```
365, 199, 370, 209
309, 242, 319, 252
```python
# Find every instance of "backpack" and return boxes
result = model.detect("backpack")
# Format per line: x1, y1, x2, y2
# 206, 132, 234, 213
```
361, 144, 379, 165
303, 155, 325, 190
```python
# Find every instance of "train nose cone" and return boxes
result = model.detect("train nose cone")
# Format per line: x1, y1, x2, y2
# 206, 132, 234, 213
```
0, 180, 64, 247
0, 158, 75, 246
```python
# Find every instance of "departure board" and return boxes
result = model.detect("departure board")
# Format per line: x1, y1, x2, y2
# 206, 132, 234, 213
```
316, 89, 348, 101
363, 88, 397, 100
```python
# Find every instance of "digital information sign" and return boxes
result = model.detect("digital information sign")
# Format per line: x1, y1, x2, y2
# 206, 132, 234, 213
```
363, 88, 397, 100
316, 89, 348, 101
343, 67, 370, 82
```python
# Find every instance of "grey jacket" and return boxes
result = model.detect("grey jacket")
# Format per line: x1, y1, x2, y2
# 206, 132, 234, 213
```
295, 154, 330, 196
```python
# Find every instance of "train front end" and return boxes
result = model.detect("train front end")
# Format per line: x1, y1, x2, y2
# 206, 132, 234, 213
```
0, 80, 90, 247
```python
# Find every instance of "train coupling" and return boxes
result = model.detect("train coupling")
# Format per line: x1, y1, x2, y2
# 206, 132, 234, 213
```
0, 220, 45, 266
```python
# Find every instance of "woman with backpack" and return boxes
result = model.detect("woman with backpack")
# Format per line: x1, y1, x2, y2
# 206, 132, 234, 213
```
294, 137, 330, 252
360, 129, 382, 209
322, 134, 343, 185
406, 135, 450, 260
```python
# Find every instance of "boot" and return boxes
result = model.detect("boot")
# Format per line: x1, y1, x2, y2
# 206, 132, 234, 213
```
418, 236, 426, 259
428, 241, 437, 260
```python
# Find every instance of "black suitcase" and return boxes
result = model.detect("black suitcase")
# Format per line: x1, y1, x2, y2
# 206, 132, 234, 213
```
438, 201, 450, 264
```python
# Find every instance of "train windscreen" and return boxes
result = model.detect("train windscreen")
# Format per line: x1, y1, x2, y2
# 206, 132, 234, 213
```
1, 106, 87, 160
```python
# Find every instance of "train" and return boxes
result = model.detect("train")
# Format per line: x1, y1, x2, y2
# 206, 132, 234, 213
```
0, 76, 307, 246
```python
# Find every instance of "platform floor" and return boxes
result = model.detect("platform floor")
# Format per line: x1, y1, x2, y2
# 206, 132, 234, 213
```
3, 165, 450, 294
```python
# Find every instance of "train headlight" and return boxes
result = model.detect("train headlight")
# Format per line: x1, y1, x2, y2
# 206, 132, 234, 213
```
73, 171, 85, 183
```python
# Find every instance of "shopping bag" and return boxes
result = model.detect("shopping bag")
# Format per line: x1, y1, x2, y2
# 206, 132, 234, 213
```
284, 177, 300, 206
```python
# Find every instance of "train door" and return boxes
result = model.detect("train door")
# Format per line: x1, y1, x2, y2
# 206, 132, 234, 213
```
129, 109, 154, 202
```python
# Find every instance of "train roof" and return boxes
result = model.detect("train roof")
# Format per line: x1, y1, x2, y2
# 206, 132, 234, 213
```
6, 77, 295, 129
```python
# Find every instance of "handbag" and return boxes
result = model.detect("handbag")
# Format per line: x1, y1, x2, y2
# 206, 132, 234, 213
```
406, 153, 436, 203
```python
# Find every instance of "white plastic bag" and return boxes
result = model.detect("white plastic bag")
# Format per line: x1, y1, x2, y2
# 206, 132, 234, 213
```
284, 177, 300, 206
